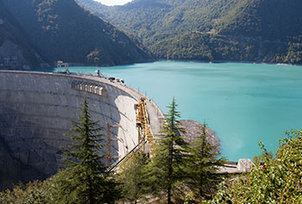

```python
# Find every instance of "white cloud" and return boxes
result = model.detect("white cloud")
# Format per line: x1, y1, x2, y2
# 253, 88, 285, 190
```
94, 0, 132, 6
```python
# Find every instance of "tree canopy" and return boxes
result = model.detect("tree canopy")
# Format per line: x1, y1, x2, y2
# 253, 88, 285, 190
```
1, 0, 150, 67
77, 0, 302, 64
210, 129, 302, 203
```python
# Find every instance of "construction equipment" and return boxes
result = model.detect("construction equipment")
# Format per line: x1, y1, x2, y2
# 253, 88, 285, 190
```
107, 97, 155, 171
135, 97, 154, 153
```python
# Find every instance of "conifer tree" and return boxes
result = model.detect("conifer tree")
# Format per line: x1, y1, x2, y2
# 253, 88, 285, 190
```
118, 152, 150, 203
150, 98, 188, 204
185, 122, 225, 200
55, 95, 119, 204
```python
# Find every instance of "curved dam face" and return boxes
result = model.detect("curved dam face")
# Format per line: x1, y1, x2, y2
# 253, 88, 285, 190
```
0, 71, 163, 190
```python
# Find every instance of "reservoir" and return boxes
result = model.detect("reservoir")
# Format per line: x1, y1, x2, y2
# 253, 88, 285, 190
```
49, 61, 302, 161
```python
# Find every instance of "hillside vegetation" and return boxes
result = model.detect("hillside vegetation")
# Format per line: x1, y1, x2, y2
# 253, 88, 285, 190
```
212, 130, 302, 203
0, 0, 45, 69
1, 101, 301, 203
1, 0, 151, 67
77, 0, 302, 64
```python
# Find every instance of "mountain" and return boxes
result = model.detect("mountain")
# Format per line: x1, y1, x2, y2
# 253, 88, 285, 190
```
1, 0, 151, 68
0, 0, 46, 69
76, 0, 302, 64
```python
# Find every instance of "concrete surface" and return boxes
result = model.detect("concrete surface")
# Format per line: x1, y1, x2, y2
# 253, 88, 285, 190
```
0, 70, 163, 189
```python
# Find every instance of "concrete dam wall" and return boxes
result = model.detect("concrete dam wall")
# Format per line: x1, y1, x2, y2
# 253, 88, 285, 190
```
0, 71, 163, 190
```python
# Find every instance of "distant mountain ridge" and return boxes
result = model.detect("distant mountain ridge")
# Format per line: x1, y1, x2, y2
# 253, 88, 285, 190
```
76, 0, 302, 64
0, 0, 151, 69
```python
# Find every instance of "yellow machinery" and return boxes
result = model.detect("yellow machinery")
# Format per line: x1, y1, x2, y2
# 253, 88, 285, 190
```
135, 97, 154, 152
108, 97, 155, 171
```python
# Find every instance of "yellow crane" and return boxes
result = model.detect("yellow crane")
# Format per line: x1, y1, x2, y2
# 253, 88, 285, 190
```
109, 97, 155, 172
135, 97, 154, 153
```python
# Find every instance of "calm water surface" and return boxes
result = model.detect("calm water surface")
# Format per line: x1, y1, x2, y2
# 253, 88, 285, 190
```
50, 61, 302, 161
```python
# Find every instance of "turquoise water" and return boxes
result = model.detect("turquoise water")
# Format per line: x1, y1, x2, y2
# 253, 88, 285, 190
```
50, 61, 302, 161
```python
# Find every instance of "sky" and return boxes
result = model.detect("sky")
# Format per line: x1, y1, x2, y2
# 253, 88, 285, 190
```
94, 0, 133, 6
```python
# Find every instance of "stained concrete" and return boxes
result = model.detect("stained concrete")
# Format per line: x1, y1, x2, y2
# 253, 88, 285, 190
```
0, 70, 164, 189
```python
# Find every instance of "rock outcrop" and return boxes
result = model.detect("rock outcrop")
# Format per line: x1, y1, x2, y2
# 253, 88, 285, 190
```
179, 120, 220, 149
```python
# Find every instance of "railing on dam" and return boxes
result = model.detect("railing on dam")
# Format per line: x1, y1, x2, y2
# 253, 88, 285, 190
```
71, 80, 108, 97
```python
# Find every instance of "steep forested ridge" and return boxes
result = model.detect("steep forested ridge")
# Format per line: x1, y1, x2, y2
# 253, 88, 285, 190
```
0, 0, 45, 69
76, 0, 302, 64
1, 0, 151, 67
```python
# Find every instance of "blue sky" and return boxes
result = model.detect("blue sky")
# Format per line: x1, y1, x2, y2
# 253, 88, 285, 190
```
94, 0, 132, 6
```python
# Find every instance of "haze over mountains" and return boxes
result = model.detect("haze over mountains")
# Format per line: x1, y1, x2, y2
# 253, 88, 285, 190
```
0, 0, 150, 69
77, 0, 302, 64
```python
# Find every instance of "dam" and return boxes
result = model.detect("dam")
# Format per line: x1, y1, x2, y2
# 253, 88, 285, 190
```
0, 70, 164, 190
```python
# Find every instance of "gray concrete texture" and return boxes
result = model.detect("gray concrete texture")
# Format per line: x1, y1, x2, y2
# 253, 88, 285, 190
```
0, 71, 164, 187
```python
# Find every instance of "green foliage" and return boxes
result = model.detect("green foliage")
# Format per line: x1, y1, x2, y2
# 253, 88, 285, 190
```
63, 96, 104, 170
0, 181, 53, 204
0, 97, 119, 204
0, 96, 120, 203
216, 0, 302, 40
210, 129, 302, 203
149, 98, 189, 203
185, 122, 226, 200
117, 152, 151, 203
78, 0, 302, 64
0, 0, 43, 68
1, 0, 150, 67
184, 192, 194, 204
1, 98, 301, 203
55, 95, 119, 204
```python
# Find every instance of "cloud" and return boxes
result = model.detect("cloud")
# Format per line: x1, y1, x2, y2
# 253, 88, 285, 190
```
94, 0, 132, 6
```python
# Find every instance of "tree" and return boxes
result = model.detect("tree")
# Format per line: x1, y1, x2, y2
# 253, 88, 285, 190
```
0, 180, 52, 204
150, 98, 188, 204
210, 129, 302, 203
55, 95, 119, 204
118, 152, 150, 203
186, 122, 225, 200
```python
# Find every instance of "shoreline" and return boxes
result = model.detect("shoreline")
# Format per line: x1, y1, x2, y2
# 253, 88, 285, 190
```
46, 60, 302, 70
156, 59, 301, 67
31, 60, 302, 71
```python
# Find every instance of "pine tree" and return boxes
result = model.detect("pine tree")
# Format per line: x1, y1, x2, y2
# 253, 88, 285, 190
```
186, 122, 225, 200
150, 98, 188, 204
118, 152, 150, 203
55, 95, 119, 204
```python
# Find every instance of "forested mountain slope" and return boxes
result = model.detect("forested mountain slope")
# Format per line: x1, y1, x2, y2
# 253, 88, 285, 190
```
76, 0, 302, 64
1, 0, 151, 67
0, 0, 45, 69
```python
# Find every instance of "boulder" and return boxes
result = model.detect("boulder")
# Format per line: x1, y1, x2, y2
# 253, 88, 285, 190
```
179, 120, 221, 151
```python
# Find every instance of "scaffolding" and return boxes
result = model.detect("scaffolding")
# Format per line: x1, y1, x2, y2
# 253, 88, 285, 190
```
107, 97, 155, 171
135, 97, 154, 153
